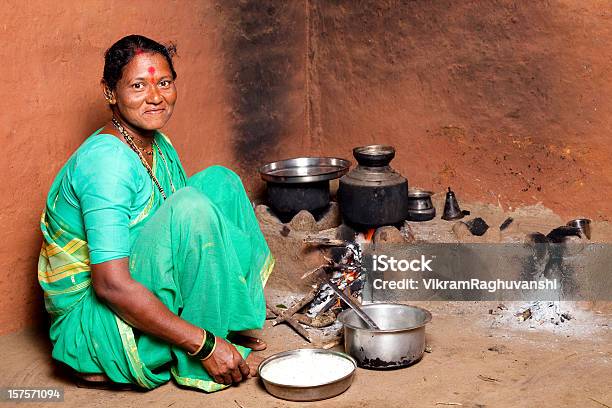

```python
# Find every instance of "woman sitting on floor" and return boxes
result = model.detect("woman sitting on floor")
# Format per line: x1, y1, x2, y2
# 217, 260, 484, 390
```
38, 34, 274, 392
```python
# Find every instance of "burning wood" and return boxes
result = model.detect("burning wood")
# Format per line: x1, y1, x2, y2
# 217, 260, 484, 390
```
265, 222, 394, 345
364, 228, 376, 242
301, 265, 331, 281
302, 234, 366, 318
266, 227, 370, 342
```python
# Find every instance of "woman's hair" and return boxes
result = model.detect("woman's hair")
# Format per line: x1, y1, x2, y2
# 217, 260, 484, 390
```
103, 35, 177, 90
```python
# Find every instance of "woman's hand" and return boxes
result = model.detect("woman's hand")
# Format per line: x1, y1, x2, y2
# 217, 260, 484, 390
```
201, 337, 250, 385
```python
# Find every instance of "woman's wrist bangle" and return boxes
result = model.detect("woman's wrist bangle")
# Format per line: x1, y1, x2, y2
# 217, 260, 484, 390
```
187, 329, 206, 357
188, 329, 216, 360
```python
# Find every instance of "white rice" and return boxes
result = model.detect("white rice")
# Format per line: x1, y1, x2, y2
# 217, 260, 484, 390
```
261, 352, 355, 387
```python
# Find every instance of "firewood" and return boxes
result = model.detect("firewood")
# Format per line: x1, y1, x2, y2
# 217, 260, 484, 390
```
267, 304, 313, 343
303, 235, 348, 247
300, 264, 329, 280
294, 311, 336, 328
271, 285, 320, 326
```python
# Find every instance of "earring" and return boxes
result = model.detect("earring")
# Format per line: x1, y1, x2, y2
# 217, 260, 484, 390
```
104, 89, 115, 104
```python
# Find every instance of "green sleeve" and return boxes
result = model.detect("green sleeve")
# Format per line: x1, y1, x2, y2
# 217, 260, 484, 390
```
72, 140, 140, 264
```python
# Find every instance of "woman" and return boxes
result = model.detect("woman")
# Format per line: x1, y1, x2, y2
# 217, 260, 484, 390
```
38, 35, 274, 392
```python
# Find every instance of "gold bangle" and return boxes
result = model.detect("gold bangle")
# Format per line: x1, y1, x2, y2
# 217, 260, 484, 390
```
187, 329, 206, 357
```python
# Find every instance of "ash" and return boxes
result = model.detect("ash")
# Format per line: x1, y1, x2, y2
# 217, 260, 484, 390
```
307, 319, 344, 338
490, 301, 609, 337
516, 301, 573, 325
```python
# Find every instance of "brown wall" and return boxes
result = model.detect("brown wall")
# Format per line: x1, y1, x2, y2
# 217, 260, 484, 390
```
1, 0, 611, 334
0, 0, 307, 335
308, 0, 612, 219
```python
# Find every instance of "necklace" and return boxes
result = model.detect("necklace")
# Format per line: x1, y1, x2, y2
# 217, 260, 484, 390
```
137, 143, 154, 156
129, 135, 153, 156
111, 117, 176, 200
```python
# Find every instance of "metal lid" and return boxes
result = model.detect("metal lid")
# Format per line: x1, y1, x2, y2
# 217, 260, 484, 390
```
260, 157, 351, 184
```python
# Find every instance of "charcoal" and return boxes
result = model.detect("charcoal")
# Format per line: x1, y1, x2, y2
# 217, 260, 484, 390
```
465, 217, 489, 236
499, 217, 514, 231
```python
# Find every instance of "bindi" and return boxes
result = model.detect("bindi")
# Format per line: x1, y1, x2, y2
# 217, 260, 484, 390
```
148, 66, 156, 84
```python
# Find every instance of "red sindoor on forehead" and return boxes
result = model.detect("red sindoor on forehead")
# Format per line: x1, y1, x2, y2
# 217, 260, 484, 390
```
148, 66, 156, 84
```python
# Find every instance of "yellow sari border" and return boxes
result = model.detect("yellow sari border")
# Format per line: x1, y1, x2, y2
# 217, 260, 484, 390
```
260, 254, 275, 287
170, 344, 250, 393
114, 315, 159, 390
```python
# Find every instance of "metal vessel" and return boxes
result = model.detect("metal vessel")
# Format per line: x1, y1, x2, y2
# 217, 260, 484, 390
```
338, 145, 409, 229
338, 303, 432, 369
258, 349, 357, 401
407, 188, 436, 221
259, 157, 350, 217
566, 218, 591, 240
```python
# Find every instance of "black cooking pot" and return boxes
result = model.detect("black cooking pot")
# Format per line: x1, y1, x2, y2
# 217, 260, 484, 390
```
338, 145, 409, 229
259, 157, 350, 219
266, 181, 330, 217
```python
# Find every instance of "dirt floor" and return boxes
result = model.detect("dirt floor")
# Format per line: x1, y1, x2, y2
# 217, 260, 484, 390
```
0, 300, 610, 408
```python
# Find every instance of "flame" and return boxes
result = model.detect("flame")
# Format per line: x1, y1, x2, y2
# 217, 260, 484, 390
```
344, 270, 358, 282
364, 228, 376, 242
355, 228, 376, 245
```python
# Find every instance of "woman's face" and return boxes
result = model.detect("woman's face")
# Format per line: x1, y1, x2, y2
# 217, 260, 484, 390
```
110, 52, 177, 131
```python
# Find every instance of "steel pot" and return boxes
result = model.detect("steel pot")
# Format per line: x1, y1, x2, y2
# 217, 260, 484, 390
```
567, 218, 591, 240
407, 189, 435, 221
338, 303, 432, 369
338, 145, 409, 229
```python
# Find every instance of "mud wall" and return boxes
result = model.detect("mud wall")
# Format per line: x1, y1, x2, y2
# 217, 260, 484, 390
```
307, 0, 612, 220
2, 0, 611, 334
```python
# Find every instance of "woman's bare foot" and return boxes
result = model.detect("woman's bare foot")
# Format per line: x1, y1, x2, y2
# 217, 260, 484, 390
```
227, 332, 267, 351
73, 372, 134, 390
75, 372, 111, 382
246, 352, 266, 377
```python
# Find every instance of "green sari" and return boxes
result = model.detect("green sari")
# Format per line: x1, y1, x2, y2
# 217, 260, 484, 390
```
38, 130, 273, 392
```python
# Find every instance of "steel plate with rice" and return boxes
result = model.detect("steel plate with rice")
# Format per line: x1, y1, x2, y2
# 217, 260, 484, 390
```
258, 349, 357, 401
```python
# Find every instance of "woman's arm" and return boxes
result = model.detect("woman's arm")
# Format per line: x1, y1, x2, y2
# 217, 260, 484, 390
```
91, 258, 250, 384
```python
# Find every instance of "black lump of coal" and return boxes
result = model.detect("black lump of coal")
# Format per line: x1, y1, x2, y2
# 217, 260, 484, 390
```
465, 217, 490, 236
499, 217, 514, 231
